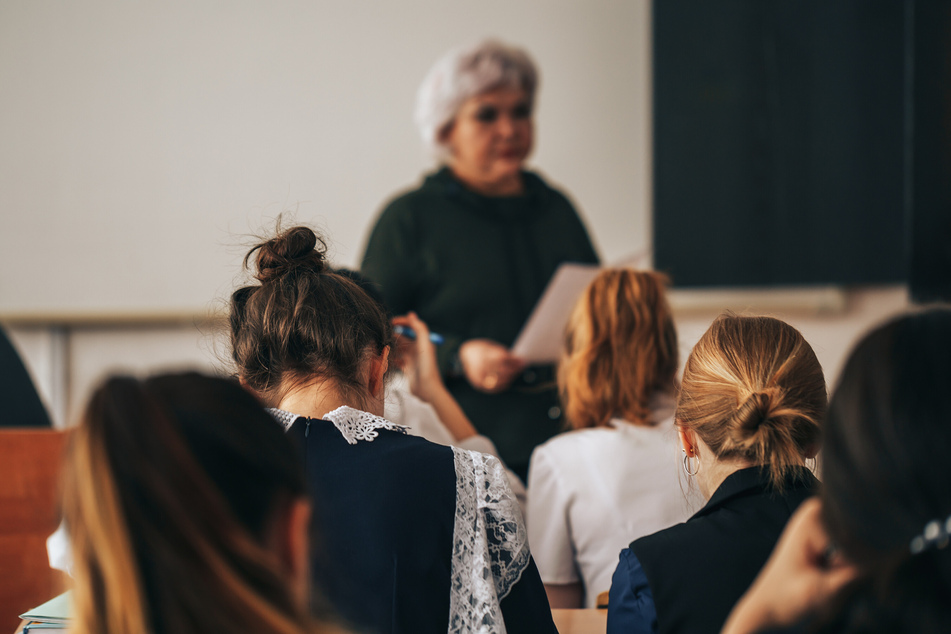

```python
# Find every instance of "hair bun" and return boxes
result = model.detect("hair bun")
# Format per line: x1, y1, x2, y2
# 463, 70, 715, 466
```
252, 226, 327, 283
731, 387, 785, 436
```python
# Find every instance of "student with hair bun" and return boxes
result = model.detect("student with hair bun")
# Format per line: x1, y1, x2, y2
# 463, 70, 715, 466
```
231, 225, 555, 634
607, 315, 826, 634
723, 309, 951, 634
527, 269, 700, 609
63, 372, 340, 634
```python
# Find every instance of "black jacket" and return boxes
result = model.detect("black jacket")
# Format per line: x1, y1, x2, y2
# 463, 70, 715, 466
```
630, 467, 818, 634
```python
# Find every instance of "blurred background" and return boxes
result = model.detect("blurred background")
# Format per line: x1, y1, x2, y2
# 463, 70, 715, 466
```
2, 0, 945, 427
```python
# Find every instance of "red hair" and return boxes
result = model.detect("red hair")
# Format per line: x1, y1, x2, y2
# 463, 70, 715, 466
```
558, 269, 678, 429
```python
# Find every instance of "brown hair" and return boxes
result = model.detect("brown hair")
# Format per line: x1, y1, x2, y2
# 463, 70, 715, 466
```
231, 226, 392, 406
559, 269, 679, 429
677, 314, 826, 491
61, 373, 318, 634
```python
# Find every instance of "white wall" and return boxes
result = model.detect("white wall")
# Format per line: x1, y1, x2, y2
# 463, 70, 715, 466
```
0, 0, 650, 318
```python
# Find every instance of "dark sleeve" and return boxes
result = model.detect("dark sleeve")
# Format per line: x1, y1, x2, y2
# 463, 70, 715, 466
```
607, 548, 657, 634
0, 325, 51, 427
360, 197, 422, 317
499, 555, 558, 633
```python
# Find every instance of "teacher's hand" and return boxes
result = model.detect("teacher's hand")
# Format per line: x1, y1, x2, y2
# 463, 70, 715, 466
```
459, 339, 526, 394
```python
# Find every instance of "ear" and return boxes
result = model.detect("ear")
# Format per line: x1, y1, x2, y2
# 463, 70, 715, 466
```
367, 346, 390, 399
803, 442, 820, 460
438, 120, 456, 147
678, 428, 698, 457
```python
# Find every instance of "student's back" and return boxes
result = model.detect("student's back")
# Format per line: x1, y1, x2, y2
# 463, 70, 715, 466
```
231, 225, 555, 634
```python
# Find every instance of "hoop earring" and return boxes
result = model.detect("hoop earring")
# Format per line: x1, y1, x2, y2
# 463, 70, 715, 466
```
683, 451, 700, 477
805, 457, 818, 473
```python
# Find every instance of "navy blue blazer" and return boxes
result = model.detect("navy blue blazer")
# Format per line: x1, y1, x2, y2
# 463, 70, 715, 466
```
282, 410, 555, 634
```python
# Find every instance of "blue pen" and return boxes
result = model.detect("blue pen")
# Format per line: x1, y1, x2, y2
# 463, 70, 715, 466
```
393, 325, 445, 345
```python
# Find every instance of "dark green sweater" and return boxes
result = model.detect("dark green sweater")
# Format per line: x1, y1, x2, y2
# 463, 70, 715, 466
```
361, 167, 599, 475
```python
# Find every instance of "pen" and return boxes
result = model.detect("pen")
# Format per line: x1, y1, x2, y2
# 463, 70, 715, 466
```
393, 325, 445, 345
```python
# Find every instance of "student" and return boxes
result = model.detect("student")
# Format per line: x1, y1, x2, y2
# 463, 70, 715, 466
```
723, 309, 951, 634
527, 269, 700, 608
607, 315, 826, 634
230, 225, 555, 634
62, 372, 339, 634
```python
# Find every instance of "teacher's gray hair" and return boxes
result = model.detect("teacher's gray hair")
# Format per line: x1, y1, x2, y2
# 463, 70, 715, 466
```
415, 39, 538, 158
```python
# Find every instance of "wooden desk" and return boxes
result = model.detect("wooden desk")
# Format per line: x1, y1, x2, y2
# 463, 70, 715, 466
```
552, 609, 607, 634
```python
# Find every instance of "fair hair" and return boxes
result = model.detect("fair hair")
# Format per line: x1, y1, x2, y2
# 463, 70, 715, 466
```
415, 39, 538, 157
677, 315, 826, 491
559, 269, 678, 429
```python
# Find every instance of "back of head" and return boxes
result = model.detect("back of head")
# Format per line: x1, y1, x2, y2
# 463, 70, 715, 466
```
231, 225, 392, 406
559, 269, 678, 429
415, 38, 538, 156
62, 372, 309, 634
818, 309, 951, 632
677, 315, 826, 490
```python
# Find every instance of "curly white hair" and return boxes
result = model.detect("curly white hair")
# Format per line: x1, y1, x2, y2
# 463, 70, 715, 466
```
414, 39, 538, 158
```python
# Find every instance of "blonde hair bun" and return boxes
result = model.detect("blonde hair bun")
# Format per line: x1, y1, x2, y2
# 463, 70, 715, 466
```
678, 315, 826, 490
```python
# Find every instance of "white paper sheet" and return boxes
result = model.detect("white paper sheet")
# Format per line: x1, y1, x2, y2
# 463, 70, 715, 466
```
510, 263, 601, 364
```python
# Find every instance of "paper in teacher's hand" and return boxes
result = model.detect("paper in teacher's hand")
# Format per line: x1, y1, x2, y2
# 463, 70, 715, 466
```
511, 263, 601, 364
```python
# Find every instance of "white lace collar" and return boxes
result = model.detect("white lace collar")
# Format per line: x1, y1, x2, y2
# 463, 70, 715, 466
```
267, 406, 408, 445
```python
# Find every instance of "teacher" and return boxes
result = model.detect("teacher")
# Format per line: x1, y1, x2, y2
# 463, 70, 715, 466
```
361, 39, 599, 479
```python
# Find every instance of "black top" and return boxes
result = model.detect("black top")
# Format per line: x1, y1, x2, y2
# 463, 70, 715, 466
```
361, 168, 599, 474
630, 467, 819, 634
0, 325, 51, 427
284, 412, 555, 634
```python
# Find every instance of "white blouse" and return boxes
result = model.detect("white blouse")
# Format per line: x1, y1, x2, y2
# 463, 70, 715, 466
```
526, 395, 703, 607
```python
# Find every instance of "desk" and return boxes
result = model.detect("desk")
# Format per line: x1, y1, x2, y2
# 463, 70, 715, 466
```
552, 609, 607, 634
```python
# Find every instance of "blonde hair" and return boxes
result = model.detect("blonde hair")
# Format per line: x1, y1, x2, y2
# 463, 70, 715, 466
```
677, 315, 826, 491
559, 269, 678, 429
62, 374, 326, 634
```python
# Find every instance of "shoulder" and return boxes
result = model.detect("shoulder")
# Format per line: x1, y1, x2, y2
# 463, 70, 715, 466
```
630, 517, 694, 556
524, 170, 578, 211
535, 425, 616, 452
377, 170, 456, 218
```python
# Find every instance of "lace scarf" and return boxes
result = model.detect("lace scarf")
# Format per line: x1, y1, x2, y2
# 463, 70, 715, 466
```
267, 405, 408, 444
449, 447, 530, 634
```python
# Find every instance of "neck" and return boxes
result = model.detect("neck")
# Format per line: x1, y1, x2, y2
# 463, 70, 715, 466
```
277, 379, 382, 420
696, 455, 755, 500
448, 164, 524, 197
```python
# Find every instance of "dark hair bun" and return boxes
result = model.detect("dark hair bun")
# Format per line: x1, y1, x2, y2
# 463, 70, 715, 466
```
251, 226, 327, 282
